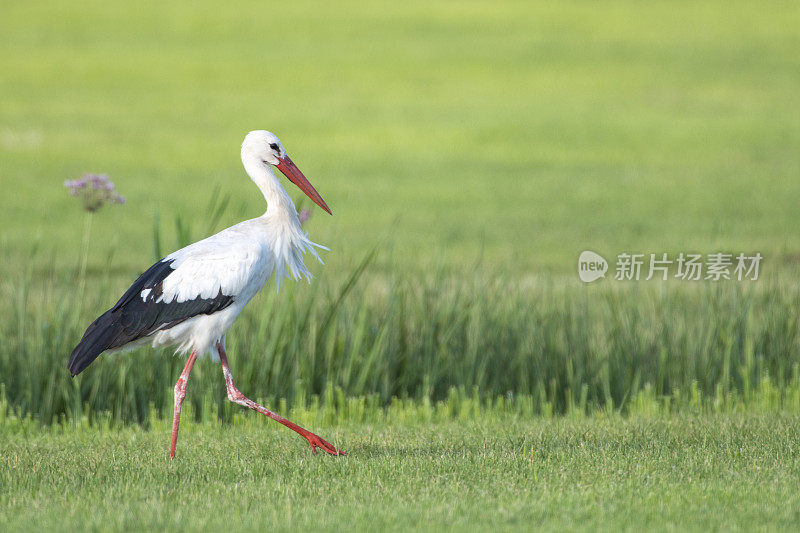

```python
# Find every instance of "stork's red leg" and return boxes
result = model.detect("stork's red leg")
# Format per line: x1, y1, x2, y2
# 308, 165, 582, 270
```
216, 342, 345, 456
169, 350, 198, 459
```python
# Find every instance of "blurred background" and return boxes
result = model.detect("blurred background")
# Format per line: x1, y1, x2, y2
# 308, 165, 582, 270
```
1, 1, 799, 422
2, 0, 798, 274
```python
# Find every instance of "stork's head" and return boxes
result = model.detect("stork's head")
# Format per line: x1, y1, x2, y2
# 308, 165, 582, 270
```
242, 130, 332, 215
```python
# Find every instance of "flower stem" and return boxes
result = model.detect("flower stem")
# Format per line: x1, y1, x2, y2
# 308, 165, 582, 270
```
78, 211, 93, 295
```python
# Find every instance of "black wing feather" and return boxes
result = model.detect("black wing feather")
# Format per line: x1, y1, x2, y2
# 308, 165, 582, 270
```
67, 259, 235, 377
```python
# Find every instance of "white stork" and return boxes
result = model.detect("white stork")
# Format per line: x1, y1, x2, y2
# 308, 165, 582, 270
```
68, 130, 345, 457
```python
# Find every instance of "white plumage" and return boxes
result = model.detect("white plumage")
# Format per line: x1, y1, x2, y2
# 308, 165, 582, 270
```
68, 130, 345, 457
151, 212, 325, 357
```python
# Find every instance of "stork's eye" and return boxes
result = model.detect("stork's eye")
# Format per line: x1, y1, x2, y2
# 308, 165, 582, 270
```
269, 143, 280, 152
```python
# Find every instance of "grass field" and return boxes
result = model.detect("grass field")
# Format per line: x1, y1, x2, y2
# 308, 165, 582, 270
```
1, 1, 799, 274
5, 268, 800, 426
3, 408, 800, 531
2, 0, 799, 530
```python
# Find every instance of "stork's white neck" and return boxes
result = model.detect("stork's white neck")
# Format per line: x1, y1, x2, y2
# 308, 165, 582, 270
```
240, 150, 326, 286
241, 153, 299, 221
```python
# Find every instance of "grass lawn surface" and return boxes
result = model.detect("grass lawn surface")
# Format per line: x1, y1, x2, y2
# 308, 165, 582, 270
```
2, 412, 800, 531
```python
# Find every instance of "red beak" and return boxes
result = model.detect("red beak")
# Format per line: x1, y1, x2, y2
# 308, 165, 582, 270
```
275, 155, 332, 215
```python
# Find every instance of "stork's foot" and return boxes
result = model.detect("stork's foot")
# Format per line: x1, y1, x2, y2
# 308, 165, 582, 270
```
305, 432, 347, 456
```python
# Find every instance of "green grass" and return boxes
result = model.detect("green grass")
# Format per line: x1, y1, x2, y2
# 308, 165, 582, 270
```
4, 261, 800, 425
1, 0, 799, 274
3, 408, 800, 531
2, 0, 797, 421
2, 1, 800, 529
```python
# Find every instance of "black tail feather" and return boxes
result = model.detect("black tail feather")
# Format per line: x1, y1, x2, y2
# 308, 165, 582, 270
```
67, 312, 123, 377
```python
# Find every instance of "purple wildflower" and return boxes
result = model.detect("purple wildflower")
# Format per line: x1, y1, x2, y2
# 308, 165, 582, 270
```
64, 173, 125, 212
298, 207, 312, 227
